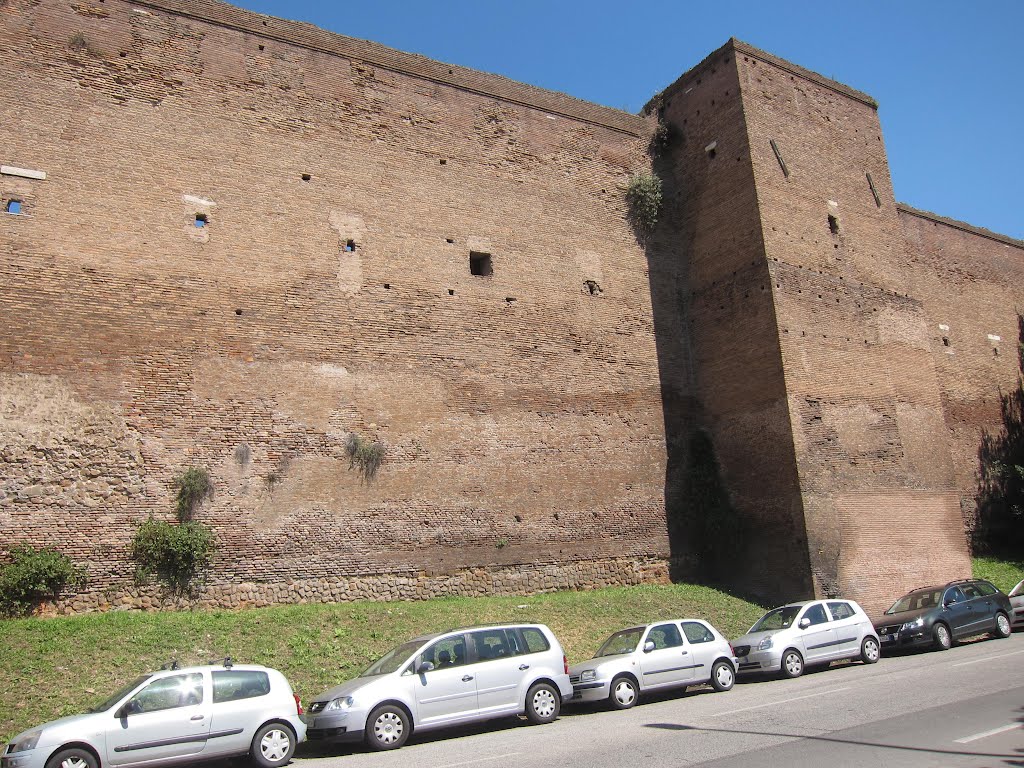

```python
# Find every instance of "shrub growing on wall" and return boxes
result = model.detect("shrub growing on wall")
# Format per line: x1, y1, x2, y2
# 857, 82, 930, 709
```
0, 545, 87, 616
131, 517, 215, 596
345, 433, 386, 481
174, 466, 212, 522
625, 172, 663, 232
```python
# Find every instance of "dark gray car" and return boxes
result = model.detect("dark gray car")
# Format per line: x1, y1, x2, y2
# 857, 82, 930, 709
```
874, 579, 1012, 651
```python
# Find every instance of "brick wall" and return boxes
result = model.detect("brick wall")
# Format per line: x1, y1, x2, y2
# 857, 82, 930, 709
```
0, 0, 669, 611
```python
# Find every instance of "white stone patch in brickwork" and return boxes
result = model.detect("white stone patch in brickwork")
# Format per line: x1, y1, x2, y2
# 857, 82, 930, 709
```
1, 166, 46, 180
183, 195, 216, 207
939, 324, 950, 331
988, 334, 1001, 342
330, 211, 365, 297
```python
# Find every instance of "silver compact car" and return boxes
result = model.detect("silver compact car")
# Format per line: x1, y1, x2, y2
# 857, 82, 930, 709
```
304, 623, 572, 751
1009, 579, 1024, 630
568, 619, 738, 709
732, 599, 879, 678
2, 661, 306, 768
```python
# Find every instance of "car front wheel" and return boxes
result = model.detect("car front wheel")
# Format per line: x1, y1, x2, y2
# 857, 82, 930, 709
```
710, 660, 735, 691
609, 675, 638, 709
251, 723, 295, 768
46, 749, 97, 768
525, 682, 560, 724
781, 649, 804, 679
860, 636, 880, 664
365, 705, 410, 751
994, 612, 1012, 639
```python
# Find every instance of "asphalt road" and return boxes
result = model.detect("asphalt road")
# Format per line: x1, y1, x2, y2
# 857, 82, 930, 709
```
295, 632, 1024, 768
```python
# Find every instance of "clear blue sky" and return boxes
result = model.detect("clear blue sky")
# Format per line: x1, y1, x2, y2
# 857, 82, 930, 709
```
234, 0, 1023, 241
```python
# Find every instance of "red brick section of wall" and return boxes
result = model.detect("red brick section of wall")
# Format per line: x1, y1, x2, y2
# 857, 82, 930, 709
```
653, 41, 813, 599
734, 41, 970, 615
0, 0, 668, 611
897, 205, 1024, 544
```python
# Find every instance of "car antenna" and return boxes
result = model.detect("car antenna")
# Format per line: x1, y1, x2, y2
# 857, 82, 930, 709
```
223, 656, 233, 669
161, 660, 180, 670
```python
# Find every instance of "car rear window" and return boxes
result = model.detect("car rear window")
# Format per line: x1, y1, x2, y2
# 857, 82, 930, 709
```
973, 581, 998, 596
681, 622, 715, 644
519, 627, 551, 654
827, 601, 855, 620
213, 670, 270, 703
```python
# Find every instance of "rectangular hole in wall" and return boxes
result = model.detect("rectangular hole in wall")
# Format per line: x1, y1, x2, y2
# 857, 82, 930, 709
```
5, 200, 22, 214
195, 213, 208, 228
470, 251, 492, 277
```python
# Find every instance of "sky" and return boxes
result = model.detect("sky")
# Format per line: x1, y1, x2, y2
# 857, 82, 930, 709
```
232, 0, 1023, 241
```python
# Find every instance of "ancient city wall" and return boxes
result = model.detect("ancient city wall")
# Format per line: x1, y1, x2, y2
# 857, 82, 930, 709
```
0, 0, 670, 611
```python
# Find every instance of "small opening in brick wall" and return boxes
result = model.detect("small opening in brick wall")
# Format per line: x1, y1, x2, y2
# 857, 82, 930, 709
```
707, 148, 716, 159
448, 289, 455, 296
344, 240, 356, 252
384, 283, 391, 289
446, 238, 454, 243
195, 213, 208, 228
505, 296, 516, 303
470, 251, 492, 277
994, 347, 999, 357
942, 337, 950, 347
584, 280, 602, 296
828, 214, 839, 235
439, 158, 447, 165
301, 173, 311, 181
5, 200, 22, 214
258, 44, 265, 51
235, 309, 243, 315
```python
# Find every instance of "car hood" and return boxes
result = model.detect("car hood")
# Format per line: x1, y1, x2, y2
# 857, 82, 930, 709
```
567, 654, 632, 675
732, 629, 788, 647
12, 712, 105, 745
876, 608, 929, 626
311, 675, 386, 703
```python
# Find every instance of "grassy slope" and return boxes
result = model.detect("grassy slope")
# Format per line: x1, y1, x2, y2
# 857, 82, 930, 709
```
0, 583, 764, 743
973, 556, 1024, 592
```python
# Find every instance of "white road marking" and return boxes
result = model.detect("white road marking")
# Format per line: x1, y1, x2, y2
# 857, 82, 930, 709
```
954, 723, 1022, 744
443, 753, 521, 767
710, 687, 851, 716
952, 648, 1024, 667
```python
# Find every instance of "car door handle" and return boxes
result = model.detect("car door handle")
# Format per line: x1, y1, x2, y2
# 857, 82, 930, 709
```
519, 664, 530, 670
462, 675, 474, 682
681, 650, 688, 655
190, 715, 204, 721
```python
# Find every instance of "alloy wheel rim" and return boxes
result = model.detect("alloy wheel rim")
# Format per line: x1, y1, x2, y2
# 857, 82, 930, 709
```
374, 712, 403, 744
998, 615, 1010, 634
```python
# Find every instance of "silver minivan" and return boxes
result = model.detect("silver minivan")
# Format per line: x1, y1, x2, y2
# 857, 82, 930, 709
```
304, 624, 572, 751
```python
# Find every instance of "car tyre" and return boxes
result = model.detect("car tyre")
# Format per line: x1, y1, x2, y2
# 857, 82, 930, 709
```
933, 622, 952, 651
860, 636, 880, 664
608, 675, 638, 710
365, 704, 410, 751
250, 722, 296, 768
710, 660, 735, 692
780, 649, 804, 679
525, 681, 560, 724
45, 749, 97, 768
994, 612, 1012, 639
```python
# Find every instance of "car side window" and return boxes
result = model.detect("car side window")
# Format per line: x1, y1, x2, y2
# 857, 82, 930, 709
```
681, 622, 715, 644
212, 671, 270, 703
519, 627, 551, 654
471, 629, 519, 661
826, 601, 855, 621
647, 623, 683, 649
420, 635, 469, 670
128, 673, 204, 713
802, 603, 829, 626
973, 581, 997, 596
960, 584, 981, 599
944, 587, 967, 604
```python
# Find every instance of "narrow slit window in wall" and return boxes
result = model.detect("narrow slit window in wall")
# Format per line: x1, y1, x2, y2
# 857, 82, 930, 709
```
195, 213, 208, 228
469, 251, 492, 277
5, 200, 22, 214
866, 172, 882, 207
770, 139, 790, 177
344, 240, 356, 252
828, 214, 840, 235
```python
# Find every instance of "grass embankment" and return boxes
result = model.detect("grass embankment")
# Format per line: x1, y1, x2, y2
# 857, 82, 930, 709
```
0, 583, 764, 743
973, 555, 1024, 591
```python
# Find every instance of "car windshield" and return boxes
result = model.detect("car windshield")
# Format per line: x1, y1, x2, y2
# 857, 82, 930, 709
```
594, 628, 644, 657
359, 639, 426, 677
90, 675, 152, 712
1009, 581, 1024, 598
750, 606, 801, 632
885, 589, 942, 614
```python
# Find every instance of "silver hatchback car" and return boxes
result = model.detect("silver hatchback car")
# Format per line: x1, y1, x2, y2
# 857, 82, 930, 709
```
304, 623, 572, 751
2, 661, 306, 768
732, 599, 879, 678
568, 618, 738, 709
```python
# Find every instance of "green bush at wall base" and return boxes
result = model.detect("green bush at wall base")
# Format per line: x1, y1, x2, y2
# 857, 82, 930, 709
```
130, 517, 215, 596
0, 545, 87, 617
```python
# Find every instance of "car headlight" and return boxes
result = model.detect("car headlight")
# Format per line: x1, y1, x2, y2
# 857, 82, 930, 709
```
901, 617, 924, 631
579, 670, 597, 683
758, 636, 774, 651
325, 696, 355, 711
9, 731, 42, 753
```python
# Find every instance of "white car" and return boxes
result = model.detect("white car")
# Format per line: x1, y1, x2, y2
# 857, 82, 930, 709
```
2, 661, 305, 768
1010, 579, 1024, 630
568, 619, 738, 709
732, 599, 879, 678
304, 623, 572, 751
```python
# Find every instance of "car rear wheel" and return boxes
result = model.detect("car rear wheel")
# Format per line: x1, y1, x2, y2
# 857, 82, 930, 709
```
525, 682, 560, 724
933, 622, 952, 651
860, 636, 880, 664
365, 704, 410, 751
609, 675, 638, 710
251, 723, 296, 768
46, 749, 97, 768
781, 649, 804, 679
710, 660, 735, 691
994, 612, 1012, 639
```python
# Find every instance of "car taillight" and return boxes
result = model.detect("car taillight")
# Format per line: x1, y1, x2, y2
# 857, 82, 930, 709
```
729, 643, 735, 656
563, 654, 569, 675
293, 693, 303, 716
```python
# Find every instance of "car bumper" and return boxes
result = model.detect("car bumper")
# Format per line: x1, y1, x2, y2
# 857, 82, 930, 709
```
875, 627, 932, 649
735, 649, 783, 674
570, 679, 611, 704
1011, 609, 1024, 629
1, 749, 46, 768
302, 708, 368, 744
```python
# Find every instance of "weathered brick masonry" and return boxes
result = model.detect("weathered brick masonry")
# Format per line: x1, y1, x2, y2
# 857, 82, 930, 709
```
0, 1, 1019, 615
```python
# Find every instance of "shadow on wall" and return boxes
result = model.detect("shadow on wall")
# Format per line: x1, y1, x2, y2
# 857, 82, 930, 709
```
975, 314, 1024, 557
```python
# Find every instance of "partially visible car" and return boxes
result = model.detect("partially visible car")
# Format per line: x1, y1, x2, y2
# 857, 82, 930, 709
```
1, 660, 305, 768
303, 623, 572, 751
732, 599, 879, 679
568, 618, 737, 710
1010, 579, 1024, 631
874, 578, 1012, 651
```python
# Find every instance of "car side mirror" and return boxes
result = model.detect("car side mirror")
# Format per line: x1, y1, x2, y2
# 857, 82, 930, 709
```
416, 661, 435, 675
798, 618, 810, 629
944, 598, 956, 607
643, 641, 655, 653
116, 700, 138, 719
